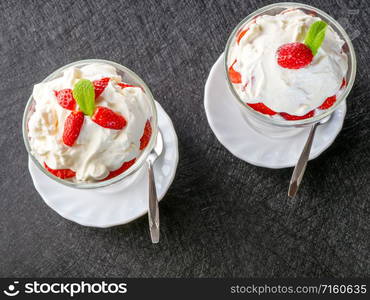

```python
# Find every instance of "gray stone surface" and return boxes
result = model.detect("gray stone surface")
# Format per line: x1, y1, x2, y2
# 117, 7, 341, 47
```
0, 0, 369, 277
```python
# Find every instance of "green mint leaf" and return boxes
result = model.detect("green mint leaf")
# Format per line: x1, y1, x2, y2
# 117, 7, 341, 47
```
72, 79, 95, 116
304, 21, 327, 56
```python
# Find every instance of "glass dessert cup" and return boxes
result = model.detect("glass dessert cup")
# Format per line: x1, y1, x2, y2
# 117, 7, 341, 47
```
224, 2, 356, 138
23, 59, 158, 189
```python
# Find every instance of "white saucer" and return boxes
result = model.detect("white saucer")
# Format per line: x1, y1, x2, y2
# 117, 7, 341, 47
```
29, 101, 179, 228
204, 54, 347, 169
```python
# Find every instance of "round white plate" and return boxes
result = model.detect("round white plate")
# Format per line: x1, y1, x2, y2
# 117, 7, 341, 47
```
204, 53, 347, 169
29, 101, 179, 228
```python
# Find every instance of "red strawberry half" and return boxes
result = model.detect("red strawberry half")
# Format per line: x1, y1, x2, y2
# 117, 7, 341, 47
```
247, 103, 277, 115
277, 42, 313, 69
92, 106, 127, 130
228, 60, 242, 84
55, 89, 76, 110
102, 158, 136, 181
280, 110, 315, 120
63, 111, 84, 146
44, 162, 75, 179
93, 77, 110, 99
140, 120, 152, 150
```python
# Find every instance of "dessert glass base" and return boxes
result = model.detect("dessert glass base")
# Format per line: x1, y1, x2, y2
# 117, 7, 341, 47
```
204, 54, 347, 169
28, 101, 178, 228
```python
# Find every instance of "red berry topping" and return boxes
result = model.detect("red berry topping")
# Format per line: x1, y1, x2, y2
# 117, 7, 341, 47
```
277, 42, 313, 69
63, 111, 84, 146
118, 82, 138, 89
228, 60, 242, 84
93, 77, 110, 99
318, 95, 336, 110
280, 110, 315, 120
92, 106, 127, 130
237, 28, 249, 44
247, 102, 277, 115
55, 89, 76, 110
340, 78, 346, 89
140, 120, 152, 150
102, 158, 136, 181
44, 162, 75, 179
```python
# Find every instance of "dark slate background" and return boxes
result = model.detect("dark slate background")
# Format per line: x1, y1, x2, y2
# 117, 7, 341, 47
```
0, 0, 369, 278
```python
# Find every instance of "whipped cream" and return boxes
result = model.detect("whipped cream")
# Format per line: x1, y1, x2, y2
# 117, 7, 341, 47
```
28, 63, 151, 182
228, 9, 348, 116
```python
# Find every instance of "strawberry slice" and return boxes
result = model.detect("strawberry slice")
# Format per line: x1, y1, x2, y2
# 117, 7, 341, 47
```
340, 78, 346, 89
237, 28, 249, 44
93, 77, 110, 99
44, 162, 75, 179
228, 60, 242, 84
92, 106, 127, 130
140, 120, 152, 150
280, 110, 315, 120
118, 82, 138, 89
63, 111, 84, 146
55, 89, 76, 110
247, 103, 277, 115
318, 95, 336, 110
102, 158, 136, 181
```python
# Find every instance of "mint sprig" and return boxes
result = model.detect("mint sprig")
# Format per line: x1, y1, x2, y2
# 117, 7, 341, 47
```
73, 79, 95, 116
304, 21, 327, 56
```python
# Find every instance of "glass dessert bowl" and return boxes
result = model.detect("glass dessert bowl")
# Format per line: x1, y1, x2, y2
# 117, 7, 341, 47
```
23, 59, 158, 189
224, 2, 356, 137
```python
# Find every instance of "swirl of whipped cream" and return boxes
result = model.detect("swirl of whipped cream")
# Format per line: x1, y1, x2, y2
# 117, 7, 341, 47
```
28, 63, 151, 182
228, 9, 348, 116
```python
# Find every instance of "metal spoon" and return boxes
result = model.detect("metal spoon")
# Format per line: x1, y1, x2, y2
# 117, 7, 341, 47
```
288, 116, 330, 198
147, 130, 163, 243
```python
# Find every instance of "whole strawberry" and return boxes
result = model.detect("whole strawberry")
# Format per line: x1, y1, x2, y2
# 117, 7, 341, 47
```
63, 111, 84, 146
92, 106, 127, 130
55, 89, 76, 110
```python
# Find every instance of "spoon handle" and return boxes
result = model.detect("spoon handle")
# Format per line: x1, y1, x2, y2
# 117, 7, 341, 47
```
148, 161, 160, 243
288, 123, 319, 198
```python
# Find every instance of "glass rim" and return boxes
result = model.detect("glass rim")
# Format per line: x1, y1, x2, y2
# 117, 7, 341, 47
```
224, 2, 357, 127
22, 58, 158, 189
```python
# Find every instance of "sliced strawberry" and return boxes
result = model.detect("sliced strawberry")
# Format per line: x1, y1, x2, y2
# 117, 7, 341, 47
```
62, 111, 84, 146
102, 158, 136, 181
92, 106, 127, 130
140, 120, 152, 150
318, 95, 336, 110
93, 77, 110, 99
44, 162, 75, 179
247, 102, 277, 115
55, 89, 76, 110
340, 78, 346, 89
280, 110, 315, 120
118, 82, 138, 89
228, 60, 242, 84
237, 28, 249, 44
